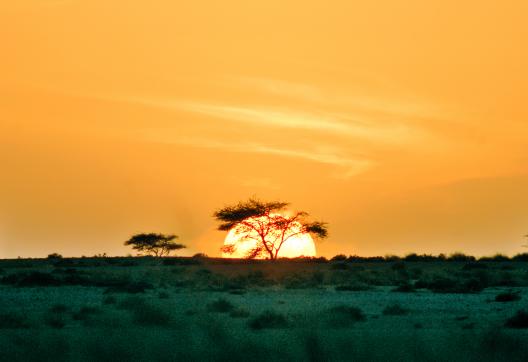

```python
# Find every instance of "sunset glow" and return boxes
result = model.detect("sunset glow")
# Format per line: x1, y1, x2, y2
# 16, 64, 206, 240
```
1, 1, 528, 258
223, 216, 316, 259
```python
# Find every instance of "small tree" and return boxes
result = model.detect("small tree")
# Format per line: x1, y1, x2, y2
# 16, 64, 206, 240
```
124, 233, 185, 257
213, 198, 328, 260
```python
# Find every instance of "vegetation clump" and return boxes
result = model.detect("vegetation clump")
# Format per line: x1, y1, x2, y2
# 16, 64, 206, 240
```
248, 310, 288, 330
505, 310, 528, 329
382, 304, 409, 316
207, 298, 235, 313
327, 305, 366, 327
495, 291, 521, 302
0, 313, 29, 329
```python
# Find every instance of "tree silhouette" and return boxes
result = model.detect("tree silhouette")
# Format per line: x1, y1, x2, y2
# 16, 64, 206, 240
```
213, 198, 328, 260
124, 233, 185, 257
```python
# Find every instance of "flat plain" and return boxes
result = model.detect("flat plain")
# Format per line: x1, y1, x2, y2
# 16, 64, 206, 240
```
1, 256, 527, 361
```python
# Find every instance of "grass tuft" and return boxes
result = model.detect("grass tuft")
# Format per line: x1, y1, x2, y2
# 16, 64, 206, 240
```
207, 298, 235, 313
505, 310, 528, 329
495, 291, 521, 303
248, 310, 288, 330
382, 303, 409, 316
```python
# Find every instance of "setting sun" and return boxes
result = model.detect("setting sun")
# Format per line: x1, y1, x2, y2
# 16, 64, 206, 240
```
222, 215, 317, 259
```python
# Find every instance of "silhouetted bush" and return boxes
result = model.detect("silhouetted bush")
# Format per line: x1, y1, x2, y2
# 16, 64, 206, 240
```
384, 255, 401, 262
346, 255, 385, 262
404, 253, 438, 262
208, 298, 235, 313
72, 306, 101, 322
512, 253, 528, 262
50, 304, 69, 313
248, 311, 288, 330
102, 296, 117, 305
495, 291, 521, 302
131, 304, 171, 327
382, 304, 409, 316
328, 305, 366, 326
330, 254, 347, 262
392, 282, 415, 293
47, 253, 63, 259
447, 253, 476, 262
335, 283, 371, 292
2, 271, 60, 287
230, 308, 250, 318
0, 313, 29, 329
479, 254, 510, 262
104, 281, 154, 294
158, 291, 170, 299
420, 275, 486, 293
505, 310, 528, 328
45, 314, 66, 329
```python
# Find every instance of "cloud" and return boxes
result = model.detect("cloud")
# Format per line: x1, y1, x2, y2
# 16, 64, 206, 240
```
143, 134, 373, 179
135, 99, 419, 144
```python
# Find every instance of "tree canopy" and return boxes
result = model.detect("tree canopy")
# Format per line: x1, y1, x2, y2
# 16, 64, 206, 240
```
213, 198, 328, 260
124, 233, 185, 257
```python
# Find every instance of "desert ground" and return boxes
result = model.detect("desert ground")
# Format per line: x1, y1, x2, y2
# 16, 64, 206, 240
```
1, 256, 528, 361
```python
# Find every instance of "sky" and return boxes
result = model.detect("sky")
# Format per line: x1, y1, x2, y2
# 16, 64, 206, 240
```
1, 0, 528, 258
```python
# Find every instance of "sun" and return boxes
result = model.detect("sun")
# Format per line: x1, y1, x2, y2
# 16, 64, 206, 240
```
222, 215, 316, 259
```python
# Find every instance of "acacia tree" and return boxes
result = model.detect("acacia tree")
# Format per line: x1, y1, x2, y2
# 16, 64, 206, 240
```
214, 198, 328, 260
124, 233, 185, 257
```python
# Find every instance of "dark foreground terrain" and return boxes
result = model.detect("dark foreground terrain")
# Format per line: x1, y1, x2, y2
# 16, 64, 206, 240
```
1, 256, 528, 361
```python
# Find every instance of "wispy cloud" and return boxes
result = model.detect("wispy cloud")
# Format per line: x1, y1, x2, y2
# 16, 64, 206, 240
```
134, 99, 418, 144
143, 134, 373, 179
234, 76, 442, 119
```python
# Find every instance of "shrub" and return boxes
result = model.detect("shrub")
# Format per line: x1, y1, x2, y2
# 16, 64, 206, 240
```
0, 313, 29, 329
505, 310, 528, 329
158, 291, 170, 299
72, 306, 101, 321
248, 311, 288, 330
335, 283, 371, 292
404, 253, 437, 262
45, 314, 66, 329
2, 271, 60, 287
102, 296, 117, 305
207, 298, 235, 313
422, 275, 485, 293
330, 254, 347, 262
328, 305, 366, 325
382, 304, 409, 316
392, 282, 415, 293
47, 253, 63, 259
479, 254, 510, 262
512, 253, 528, 262
131, 304, 171, 327
495, 291, 521, 302
230, 308, 250, 318
448, 253, 476, 262
50, 304, 69, 313
104, 281, 154, 294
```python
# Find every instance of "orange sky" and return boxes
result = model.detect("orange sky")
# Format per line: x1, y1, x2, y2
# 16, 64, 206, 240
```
1, 0, 528, 258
